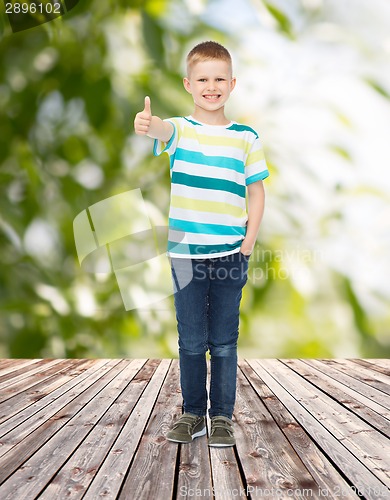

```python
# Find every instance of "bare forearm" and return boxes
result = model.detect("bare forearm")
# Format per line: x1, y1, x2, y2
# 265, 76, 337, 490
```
247, 184, 265, 241
240, 181, 265, 254
147, 116, 173, 142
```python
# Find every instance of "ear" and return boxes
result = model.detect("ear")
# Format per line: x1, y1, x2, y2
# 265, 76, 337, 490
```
183, 77, 192, 94
230, 77, 237, 92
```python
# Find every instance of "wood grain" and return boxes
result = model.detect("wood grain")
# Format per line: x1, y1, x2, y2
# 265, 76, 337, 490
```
0, 358, 388, 499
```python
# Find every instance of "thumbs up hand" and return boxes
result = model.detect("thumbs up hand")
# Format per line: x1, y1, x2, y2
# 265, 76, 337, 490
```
134, 96, 153, 135
133, 96, 173, 142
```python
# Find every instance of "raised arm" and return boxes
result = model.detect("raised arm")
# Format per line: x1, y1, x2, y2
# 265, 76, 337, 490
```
134, 96, 174, 143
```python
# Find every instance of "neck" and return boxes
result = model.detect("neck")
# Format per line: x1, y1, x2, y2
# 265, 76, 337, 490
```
191, 107, 230, 125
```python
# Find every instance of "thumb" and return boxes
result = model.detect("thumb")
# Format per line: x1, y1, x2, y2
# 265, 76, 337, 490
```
144, 96, 151, 115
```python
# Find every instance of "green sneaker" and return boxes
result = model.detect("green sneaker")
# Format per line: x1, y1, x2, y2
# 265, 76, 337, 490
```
166, 413, 206, 444
208, 416, 235, 447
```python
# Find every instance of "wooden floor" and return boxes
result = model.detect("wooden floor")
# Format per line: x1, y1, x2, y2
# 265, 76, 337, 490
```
0, 359, 389, 499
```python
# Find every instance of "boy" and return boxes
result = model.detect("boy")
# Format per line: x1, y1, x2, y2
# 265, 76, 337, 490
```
134, 41, 269, 447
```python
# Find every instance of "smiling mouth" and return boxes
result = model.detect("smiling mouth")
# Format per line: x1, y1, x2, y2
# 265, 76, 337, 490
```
203, 94, 221, 101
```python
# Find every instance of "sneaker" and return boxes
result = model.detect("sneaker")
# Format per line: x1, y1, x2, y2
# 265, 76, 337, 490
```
208, 416, 235, 447
166, 413, 206, 444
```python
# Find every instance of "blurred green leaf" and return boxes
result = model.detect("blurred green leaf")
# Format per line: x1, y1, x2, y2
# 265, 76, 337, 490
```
364, 78, 390, 99
0, 0, 388, 360
329, 145, 352, 161
342, 276, 373, 340
264, 1, 294, 38
141, 10, 165, 66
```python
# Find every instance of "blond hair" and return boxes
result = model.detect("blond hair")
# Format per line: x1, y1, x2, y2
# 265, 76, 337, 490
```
186, 41, 232, 76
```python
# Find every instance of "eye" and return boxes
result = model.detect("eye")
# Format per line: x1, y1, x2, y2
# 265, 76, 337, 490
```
198, 78, 207, 82
216, 78, 226, 81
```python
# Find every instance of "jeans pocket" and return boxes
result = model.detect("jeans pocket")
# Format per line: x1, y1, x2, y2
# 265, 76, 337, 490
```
239, 251, 251, 261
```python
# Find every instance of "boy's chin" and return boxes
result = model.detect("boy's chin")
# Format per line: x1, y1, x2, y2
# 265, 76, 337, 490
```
202, 96, 222, 103
197, 102, 225, 111
202, 98, 224, 106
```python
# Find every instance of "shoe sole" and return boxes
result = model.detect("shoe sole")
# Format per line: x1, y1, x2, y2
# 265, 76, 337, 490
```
208, 441, 235, 447
166, 426, 206, 444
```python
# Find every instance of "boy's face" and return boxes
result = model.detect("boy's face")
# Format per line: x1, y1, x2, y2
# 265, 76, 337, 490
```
183, 59, 236, 114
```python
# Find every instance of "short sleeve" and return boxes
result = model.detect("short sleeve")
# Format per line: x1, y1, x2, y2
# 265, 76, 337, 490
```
153, 118, 180, 157
245, 135, 269, 185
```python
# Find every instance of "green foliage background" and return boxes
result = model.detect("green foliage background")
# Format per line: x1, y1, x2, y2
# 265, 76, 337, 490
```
1, 0, 389, 359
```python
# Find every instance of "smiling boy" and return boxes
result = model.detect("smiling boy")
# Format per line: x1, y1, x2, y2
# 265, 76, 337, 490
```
134, 41, 269, 447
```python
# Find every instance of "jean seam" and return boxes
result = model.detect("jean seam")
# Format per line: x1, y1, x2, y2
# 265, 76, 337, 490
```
203, 284, 209, 352
171, 264, 180, 293
203, 275, 209, 413
210, 355, 214, 417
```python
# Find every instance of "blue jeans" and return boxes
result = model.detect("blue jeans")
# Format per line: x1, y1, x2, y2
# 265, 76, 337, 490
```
170, 251, 249, 419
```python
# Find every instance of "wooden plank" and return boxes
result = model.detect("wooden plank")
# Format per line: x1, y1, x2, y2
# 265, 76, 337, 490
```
0, 359, 61, 389
0, 359, 22, 372
0, 359, 65, 397
0, 359, 120, 481
0, 359, 41, 377
37, 359, 152, 499
203, 363, 245, 500
351, 359, 390, 376
305, 359, 390, 410
317, 359, 390, 397
284, 359, 390, 436
238, 359, 355, 499
83, 359, 171, 499
0, 359, 108, 438
301, 359, 390, 419
0, 359, 144, 499
0, 359, 93, 425
177, 428, 213, 500
208, 442, 245, 500
0, 358, 388, 498
340, 359, 390, 386
354, 359, 390, 370
118, 359, 186, 499
233, 363, 319, 499
246, 359, 389, 500
269, 360, 390, 484
171, 359, 213, 498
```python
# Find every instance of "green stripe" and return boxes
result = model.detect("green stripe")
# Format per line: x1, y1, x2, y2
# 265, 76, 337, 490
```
171, 195, 246, 218
168, 240, 242, 255
172, 172, 245, 198
182, 127, 251, 149
246, 148, 265, 165
169, 218, 246, 236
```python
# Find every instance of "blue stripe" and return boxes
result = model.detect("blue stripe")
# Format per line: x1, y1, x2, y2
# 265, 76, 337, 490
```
246, 170, 269, 185
153, 127, 176, 157
168, 240, 242, 255
184, 117, 202, 126
175, 148, 244, 173
153, 139, 159, 156
171, 172, 245, 198
227, 123, 259, 138
169, 218, 246, 236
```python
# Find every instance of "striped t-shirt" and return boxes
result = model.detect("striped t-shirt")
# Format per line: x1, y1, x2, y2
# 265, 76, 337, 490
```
153, 116, 269, 259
